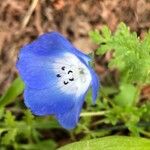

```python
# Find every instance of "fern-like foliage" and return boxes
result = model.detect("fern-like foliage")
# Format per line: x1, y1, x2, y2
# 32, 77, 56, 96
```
89, 23, 150, 84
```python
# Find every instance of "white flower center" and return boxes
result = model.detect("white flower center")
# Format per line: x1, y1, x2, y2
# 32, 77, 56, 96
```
52, 53, 92, 97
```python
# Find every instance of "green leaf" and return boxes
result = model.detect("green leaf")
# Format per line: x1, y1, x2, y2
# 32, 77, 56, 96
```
114, 84, 137, 107
100, 86, 118, 96
0, 107, 4, 119
18, 140, 57, 150
96, 44, 112, 55
89, 30, 102, 44
23, 110, 34, 125
4, 111, 16, 127
2, 129, 17, 145
101, 25, 111, 41
58, 136, 150, 150
33, 118, 60, 129
0, 129, 8, 136
91, 22, 150, 84
0, 77, 24, 107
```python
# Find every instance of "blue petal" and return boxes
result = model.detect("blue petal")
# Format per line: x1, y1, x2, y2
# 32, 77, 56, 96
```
19, 32, 90, 61
17, 54, 60, 89
56, 93, 86, 129
24, 86, 87, 129
89, 68, 100, 103
19, 32, 73, 57
24, 86, 75, 115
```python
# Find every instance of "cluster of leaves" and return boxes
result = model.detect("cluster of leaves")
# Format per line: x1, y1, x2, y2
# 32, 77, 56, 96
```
88, 22, 150, 136
90, 22, 150, 84
0, 79, 58, 150
0, 109, 57, 150
0, 23, 149, 149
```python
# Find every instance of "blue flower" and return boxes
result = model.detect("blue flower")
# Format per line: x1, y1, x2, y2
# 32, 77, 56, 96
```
16, 32, 100, 129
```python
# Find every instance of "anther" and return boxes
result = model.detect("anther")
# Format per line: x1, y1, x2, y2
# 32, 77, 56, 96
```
69, 78, 74, 81
68, 70, 73, 74
61, 66, 65, 70
56, 74, 61, 77
63, 81, 69, 85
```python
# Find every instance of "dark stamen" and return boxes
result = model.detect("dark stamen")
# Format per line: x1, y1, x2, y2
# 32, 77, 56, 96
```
68, 70, 73, 74
61, 66, 65, 70
69, 78, 74, 81
56, 74, 61, 77
63, 81, 69, 85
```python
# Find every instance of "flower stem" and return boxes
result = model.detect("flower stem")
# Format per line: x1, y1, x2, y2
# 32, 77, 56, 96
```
80, 111, 108, 117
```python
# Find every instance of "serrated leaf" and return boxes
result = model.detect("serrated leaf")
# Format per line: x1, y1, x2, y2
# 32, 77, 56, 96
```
4, 111, 16, 127
96, 44, 112, 55
91, 22, 150, 84
23, 110, 34, 125
0, 107, 4, 119
0, 129, 8, 136
2, 129, 17, 145
58, 136, 150, 150
142, 31, 150, 52
18, 140, 57, 150
89, 30, 102, 44
101, 25, 111, 40
0, 77, 24, 107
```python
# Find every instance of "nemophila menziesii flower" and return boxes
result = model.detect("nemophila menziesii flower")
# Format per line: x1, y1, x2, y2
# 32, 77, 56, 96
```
16, 32, 100, 129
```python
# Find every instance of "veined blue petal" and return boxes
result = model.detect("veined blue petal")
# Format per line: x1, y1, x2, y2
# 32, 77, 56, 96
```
17, 54, 61, 89
24, 87, 88, 129
19, 32, 90, 61
89, 68, 100, 103
24, 86, 75, 115
19, 32, 74, 57
56, 92, 86, 129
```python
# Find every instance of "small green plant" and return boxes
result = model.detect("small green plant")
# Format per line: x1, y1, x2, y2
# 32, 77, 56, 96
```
88, 22, 150, 136
90, 23, 150, 84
